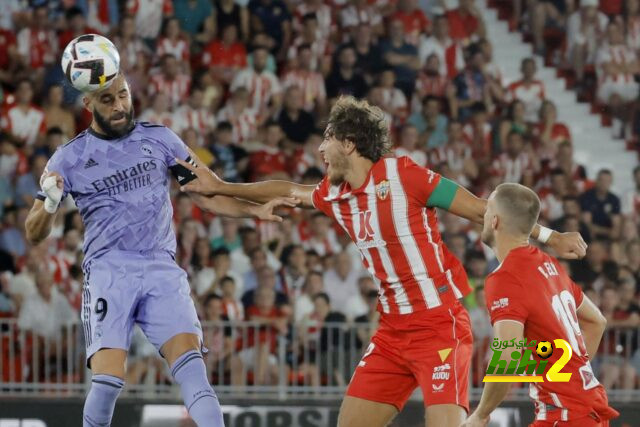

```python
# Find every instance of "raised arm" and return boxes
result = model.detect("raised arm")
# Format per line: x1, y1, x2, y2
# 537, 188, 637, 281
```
431, 177, 588, 259
25, 172, 64, 245
174, 154, 316, 208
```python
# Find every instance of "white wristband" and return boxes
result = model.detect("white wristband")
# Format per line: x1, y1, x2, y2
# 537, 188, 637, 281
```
43, 197, 59, 213
537, 226, 553, 244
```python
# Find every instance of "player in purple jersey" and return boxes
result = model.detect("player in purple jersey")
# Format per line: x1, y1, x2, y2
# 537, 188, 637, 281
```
24, 74, 294, 427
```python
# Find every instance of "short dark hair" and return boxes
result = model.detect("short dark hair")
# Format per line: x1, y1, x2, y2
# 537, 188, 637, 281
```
597, 168, 612, 178
203, 293, 223, 307
212, 247, 230, 258
217, 121, 233, 132
46, 127, 64, 137
325, 96, 391, 162
313, 292, 330, 305
301, 166, 324, 182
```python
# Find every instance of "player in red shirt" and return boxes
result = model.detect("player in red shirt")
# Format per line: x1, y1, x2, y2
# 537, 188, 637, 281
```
463, 183, 618, 427
178, 97, 586, 426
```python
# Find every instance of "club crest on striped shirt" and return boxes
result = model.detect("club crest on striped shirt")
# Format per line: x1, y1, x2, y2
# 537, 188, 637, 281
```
376, 180, 390, 200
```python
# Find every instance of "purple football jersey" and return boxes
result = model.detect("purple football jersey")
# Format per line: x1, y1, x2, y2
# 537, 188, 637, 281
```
37, 122, 193, 266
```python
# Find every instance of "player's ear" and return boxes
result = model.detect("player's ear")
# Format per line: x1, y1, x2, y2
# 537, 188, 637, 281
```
492, 214, 499, 231
82, 95, 92, 113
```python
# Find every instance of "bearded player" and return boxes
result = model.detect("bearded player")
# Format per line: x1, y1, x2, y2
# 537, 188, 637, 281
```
462, 183, 618, 427
177, 97, 586, 426
24, 73, 293, 427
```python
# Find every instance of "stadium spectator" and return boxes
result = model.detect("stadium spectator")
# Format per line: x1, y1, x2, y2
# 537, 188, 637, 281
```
140, 93, 174, 128
378, 19, 420, 98
431, 120, 478, 187
287, 13, 330, 74
42, 85, 76, 140
0, 205, 26, 259
278, 86, 316, 145
450, 45, 499, 120
294, 270, 324, 322
534, 100, 571, 161
596, 21, 639, 139
156, 17, 190, 64
566, 0, 608, 86
201, 23, 247, 85
2, 80, 46, 148
418, 14, 464, 78
278, 244, 307, 298
149, 54, 191, 110
214, 0, 250, 42
408, 95, 448, 148
445, 0, 486, 44
238, 285, 287, 385
349, 24, 378, 86
580, 169, 622, 240
249, 0, 292, 60
126, 0, 174, 41
491, 130, 536, 185
498, 100, 528, 152
17, 269, 75, 341
15, 154, 46, 209
326, 46, 369, 100
322, 250, 360, 315
58, 7, 98, 52
216, 88, 260, 144
395, 124, 426, 166
301, 212, 341, 256
507, 57, 546, 123
172, 87, 217, 142
112, 15, 150, 75
16, 5, 57, 82
283, 44, 327, 115
343, 276, 377, 321
247, 121, 289, 180
391, 0, 430, 46
354, 289, 379, 348
231, 46, 282, 117
540, 168, 570, 222
340, 0, 384, 39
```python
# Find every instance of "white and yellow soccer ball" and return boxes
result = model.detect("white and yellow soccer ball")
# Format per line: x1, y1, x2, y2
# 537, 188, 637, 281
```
61, 34, 120, 93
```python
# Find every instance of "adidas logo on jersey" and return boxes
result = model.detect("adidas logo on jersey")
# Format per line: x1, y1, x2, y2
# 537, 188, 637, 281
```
84, 158, 99, 169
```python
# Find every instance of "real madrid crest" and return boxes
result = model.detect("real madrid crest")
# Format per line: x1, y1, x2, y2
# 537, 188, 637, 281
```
376, 180, 390, 200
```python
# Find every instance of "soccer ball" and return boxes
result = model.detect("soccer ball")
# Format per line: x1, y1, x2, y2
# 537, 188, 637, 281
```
536, 341, 554, 359
61, 34, 120, 93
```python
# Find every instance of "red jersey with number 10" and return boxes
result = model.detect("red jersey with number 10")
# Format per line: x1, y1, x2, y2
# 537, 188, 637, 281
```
485, 245, 618, 423
312, 156, 471, 315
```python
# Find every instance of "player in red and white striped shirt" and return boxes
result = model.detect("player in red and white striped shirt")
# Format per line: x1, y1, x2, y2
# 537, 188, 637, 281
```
179, 97, 587, 427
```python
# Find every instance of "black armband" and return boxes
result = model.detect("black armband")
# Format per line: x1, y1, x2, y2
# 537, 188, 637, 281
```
169, 156, 198, 185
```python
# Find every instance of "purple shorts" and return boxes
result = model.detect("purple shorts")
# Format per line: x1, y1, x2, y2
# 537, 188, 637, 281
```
81, 250, 202, 365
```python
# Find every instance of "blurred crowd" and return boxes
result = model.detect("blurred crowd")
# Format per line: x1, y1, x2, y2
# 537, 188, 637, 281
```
0, 0, 639, 391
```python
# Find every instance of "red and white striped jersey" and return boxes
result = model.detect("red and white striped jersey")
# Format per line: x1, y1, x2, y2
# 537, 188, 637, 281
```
1, 104, 46, 146
172, 105, 217, 138
282, 70, 327, 112
216, 104, 259, 144
507, 80, 545, 123
230, 69, 282, 112
17, 27, 57, 69
139, 108, 174, 129
491, 152, 534, 184
312, 156, 471, 315
148, 73, 191, 110
156, 37, 190, 62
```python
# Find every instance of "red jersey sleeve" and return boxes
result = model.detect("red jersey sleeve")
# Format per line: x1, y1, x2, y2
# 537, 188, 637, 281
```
311, 176, 335, 219
397, 156, 442, 206
484, 269, 529, 325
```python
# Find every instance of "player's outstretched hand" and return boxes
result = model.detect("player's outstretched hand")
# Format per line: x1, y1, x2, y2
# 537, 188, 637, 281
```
548, 231, 588, 260
254, 197, 300, 222
175, 149, 223, 196
459, 412, 489, 427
